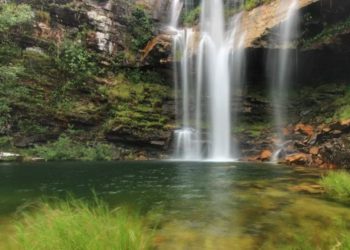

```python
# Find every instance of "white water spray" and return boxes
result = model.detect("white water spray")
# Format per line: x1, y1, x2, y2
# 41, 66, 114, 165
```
169, 0, 183, 28
268, 0, 299, 161
172, 0, 246, 161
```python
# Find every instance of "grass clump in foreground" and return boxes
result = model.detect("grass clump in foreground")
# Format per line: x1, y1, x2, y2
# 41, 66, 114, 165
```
320, 171, 350, 201
14, 197, 154, 250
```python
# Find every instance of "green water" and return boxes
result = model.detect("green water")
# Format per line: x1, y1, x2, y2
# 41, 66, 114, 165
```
1, 161, 350, 249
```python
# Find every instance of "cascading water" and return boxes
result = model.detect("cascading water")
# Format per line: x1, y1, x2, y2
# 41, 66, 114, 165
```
171, 0, 246, 161
268, 0, 300, 162
169, 0, 183, 28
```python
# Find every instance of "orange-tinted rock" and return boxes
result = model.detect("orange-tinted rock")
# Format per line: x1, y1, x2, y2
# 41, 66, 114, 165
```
246, 155, 259, 162
285, 153, 311, 165
309, 147, 319, 155
340, 119, 350, 126
283, 126, 293, 136
260, 150, 272, 161
314, 157, 324, 166
320, 163, 337, 169
295, 123, 314, 137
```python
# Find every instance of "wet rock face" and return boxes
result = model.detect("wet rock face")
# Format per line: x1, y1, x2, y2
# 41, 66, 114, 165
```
22, 0, 169, 55
247, 121, 350, 169
82, 0, 170, 54
242, 0, 317, 47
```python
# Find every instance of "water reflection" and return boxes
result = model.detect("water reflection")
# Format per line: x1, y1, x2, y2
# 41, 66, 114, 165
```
0, 162, 348, 249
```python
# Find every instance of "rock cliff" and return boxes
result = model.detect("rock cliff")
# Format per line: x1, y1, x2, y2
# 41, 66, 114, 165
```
1, 0, 350, 166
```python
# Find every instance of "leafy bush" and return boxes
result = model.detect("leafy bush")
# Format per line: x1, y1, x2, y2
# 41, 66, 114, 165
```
302, 16, 350, 48
0, 43, 22, 62
0, 66, 28, 132
32, 136, 115, 161
14, 197, 154, 250
57, 42, 96, 87
320, 171, 350, 201
0, 3, 33, 32
182, 6, 201, 26
127, 7, 153, 51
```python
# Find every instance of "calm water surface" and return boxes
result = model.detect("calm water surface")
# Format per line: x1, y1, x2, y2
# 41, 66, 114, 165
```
0, 161, 349, 249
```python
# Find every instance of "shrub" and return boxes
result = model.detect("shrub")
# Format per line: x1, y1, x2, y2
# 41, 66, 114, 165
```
320, 171, 350, 201
301, 17, 350, 48
32, 136, 115, 161
57, 42, 96, 87
0, 66, 28, 132
14, 197, 154, 250
182, 6, 201, 26
0, 3, 33, 32
127, 7, 153, 51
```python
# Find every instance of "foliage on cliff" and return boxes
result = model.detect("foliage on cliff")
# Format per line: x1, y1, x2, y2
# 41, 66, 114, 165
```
0, 3, 33, 32
0, 2, 172, 160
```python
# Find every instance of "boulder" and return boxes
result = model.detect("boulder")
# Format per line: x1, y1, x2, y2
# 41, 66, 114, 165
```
309, 146, 319, 155
285, 153, 312, 166
294, 123, 314, 137
259, 149, 272, 161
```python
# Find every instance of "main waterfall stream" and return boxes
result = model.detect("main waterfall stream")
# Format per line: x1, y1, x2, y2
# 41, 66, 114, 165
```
173, 0, 246, 161
172, 0, 300, 162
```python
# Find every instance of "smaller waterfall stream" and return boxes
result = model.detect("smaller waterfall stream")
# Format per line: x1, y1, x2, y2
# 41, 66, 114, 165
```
268, 0, 299, 162
169, 0, 183, 28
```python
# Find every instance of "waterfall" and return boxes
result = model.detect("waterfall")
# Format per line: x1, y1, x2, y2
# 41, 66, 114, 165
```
268, 0, 299, 162
169, 0, 183, 28
171, 0, 246, 161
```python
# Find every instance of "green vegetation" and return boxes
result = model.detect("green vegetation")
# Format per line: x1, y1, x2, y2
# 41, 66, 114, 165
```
334, 86, 350, 121
181, 0, 273, 26
100, 72, 171, 132
32, 136, 115, 161
244, 0, 272, 11
182, 6, 201, 26
0, 2, 169, 160
234, 121, 271, 138
127, 7, 154, 51
57, 42, 97, 88
294, 83, 350, 124
0, 65, 27, 131
320, 171, 350, 201
0, 4, 33, 133
268, 221, 350, 250
14, 197, 154, 250
302, 16, 350, 48
0, 3, 33, 32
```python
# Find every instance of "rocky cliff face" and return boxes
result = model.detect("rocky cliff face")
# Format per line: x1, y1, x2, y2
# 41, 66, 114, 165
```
239, 0, 350, 168
1, 0, 350, 167
0, 0, 175, 161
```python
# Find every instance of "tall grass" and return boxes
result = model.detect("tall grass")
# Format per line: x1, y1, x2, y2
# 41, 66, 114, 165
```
320, 171, 350, 201
13, 198, 154, 250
